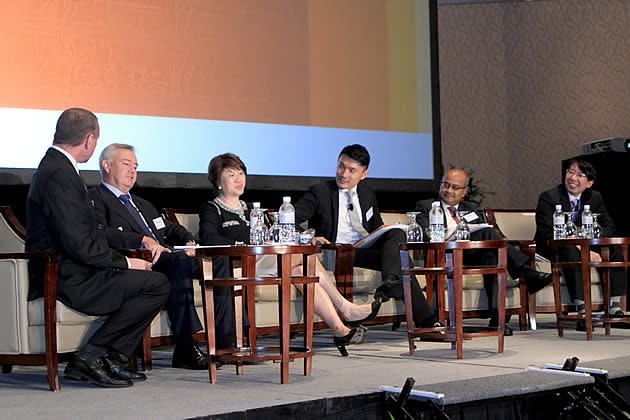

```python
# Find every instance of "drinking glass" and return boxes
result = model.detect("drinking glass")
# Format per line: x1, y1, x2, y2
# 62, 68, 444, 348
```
455, 211, 470, 241
564, 212, 577, 237
405, 211, 423, 242
592, 213, 602, 238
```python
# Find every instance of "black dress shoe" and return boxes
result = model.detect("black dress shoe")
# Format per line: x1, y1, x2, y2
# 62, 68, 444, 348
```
172, 343, 209, 370
104, 352, 147, 382
344, 298, 383, 327
65, 354, 132, 388
524, 270, 553, 295
488, 315, 513, 336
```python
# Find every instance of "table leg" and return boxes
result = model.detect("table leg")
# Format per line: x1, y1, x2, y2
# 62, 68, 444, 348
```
437, 249, 447, 325
551, 262, 564, 337
243, 256, 257, 353
453, 249, 464, 359
581, 245, 593, 341
400, 249, 416, 355
447, 277, 457, 350
202, 281, 218, 383
497, 247, 507, 354
304, 254, 315, 376
279, 254, 292, 384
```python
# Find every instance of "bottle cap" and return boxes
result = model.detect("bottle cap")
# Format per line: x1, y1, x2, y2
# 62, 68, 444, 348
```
556, 204, 562, 210
432, 201, 440, 207
584, 205, 590, 210
253, 202, 260, 208
283, 196, 291, 202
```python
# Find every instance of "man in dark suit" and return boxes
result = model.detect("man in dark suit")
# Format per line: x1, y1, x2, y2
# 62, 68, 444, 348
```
89, 143, 234, 369
535, 159, 626, 327
294, 144, 439, 328
416, 168, 552, 335
26, 108, 171, 388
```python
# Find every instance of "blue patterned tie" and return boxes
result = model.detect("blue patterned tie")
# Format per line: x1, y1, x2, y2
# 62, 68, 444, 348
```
119, 194, 155, 239
570, 199, 579, 223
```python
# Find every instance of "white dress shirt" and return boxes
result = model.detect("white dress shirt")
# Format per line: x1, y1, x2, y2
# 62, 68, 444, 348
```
336, 187, 365, 244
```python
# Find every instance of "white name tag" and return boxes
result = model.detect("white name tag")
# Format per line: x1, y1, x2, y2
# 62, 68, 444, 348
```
366, 207, 374, 222
463, 212, 479, 223
153, 217, 166, 230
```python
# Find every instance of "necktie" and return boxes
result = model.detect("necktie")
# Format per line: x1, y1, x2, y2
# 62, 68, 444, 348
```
119, 194, 155, 239
447, 206, 460, 224
570, 199, 579, 223
346, 191, 369, 237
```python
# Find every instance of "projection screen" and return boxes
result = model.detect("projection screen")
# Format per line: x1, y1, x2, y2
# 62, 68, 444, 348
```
0, 0, 440, 192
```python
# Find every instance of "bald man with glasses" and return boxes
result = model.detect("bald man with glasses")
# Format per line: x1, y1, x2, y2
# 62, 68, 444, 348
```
415, 169, 552, 335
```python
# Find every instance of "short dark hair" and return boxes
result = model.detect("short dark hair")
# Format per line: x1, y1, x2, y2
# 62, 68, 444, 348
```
208, 153, 247, 191
53, 108, 99, 147
338, 144, 370, 169
567, 159, 596, 182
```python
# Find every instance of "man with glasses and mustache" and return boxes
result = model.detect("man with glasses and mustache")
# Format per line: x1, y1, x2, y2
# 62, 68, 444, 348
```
416, 169, 552, 335
535, 159, 627, 330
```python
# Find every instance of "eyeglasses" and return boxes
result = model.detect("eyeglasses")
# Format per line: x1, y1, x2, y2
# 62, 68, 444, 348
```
440, 181, 467, 191
566, 169, 587, 179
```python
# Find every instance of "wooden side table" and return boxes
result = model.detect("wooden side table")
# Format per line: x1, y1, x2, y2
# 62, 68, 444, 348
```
401, 240, 509, 359
196, 244, 319, 384
548, 237, 630, 340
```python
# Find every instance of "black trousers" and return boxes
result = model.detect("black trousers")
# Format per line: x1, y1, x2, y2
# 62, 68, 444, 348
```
153, 252, 235, 349
86, 269, 170, 358
468, 227, 530, 311
353, 229, 434, 326
556, 245, 626, 301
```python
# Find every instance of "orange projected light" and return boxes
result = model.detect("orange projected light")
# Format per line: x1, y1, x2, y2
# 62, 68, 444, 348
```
0, 0, 423, 132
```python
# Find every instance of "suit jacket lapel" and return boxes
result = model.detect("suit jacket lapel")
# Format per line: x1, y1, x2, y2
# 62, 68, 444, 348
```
357, 183, 370, 229
133, 196, 160, 236
99, 185, 147, 234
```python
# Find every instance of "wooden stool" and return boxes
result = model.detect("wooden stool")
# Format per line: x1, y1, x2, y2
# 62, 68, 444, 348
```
401, 240, 509, 359
549, 237, 630, 340
196, 245, 318, 384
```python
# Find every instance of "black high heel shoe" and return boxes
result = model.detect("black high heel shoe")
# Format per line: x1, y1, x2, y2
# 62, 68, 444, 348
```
334, 327, 366, 357
344, 298, 382, 328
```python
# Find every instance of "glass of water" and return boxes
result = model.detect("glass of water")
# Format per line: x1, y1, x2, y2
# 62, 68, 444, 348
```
405, 211, 423, 242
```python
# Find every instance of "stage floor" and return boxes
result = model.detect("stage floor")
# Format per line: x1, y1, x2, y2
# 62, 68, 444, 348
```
2, 314, 630, 419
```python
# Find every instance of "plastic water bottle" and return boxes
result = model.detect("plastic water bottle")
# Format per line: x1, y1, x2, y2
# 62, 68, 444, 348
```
428, 201, 445, 242
553, 204, 566, 240
249, 202, 265, 245
278, 196, 296, 244
581, 204, 593, 239
269, 212, 281, 244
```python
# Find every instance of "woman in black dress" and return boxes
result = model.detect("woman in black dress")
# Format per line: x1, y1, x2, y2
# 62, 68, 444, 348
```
199, 153, 381, 356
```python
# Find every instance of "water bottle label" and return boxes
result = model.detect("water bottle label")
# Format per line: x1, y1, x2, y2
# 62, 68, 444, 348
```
582, 215, 593, 225
279, 212, 294, 224
430, 214, 442, 224
553, 215, 564, 225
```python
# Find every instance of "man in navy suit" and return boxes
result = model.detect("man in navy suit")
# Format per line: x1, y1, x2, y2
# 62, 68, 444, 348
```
89, 143, 233, 369
294, 144, 439, 328
416, 168, 552, 336
26, 108, 170, 388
